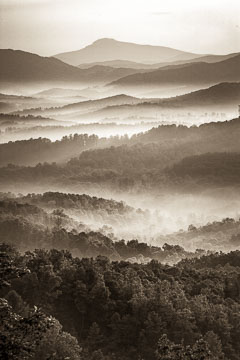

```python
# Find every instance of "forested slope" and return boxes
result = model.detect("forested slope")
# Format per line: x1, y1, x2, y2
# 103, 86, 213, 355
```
1, 244, 239, 359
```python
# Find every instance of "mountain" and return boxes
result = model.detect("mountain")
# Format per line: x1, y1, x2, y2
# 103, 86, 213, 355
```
56, 94, 143, 113
152, 53, 239, 69
36, 87, 111, 100
78, 59, 155, 69
13, 94, 145, 117
33, 88, 87, 99
73, 64, 146, 82
72, 82, 240, 114
0, 93, 34, 112
188, 52, 239, 64
0, 49, 143, 84
16, 82, 240, 119
0, 93, 34, 101
0, 92, 71, 113
54, 38, 201, 66
61, 82, 240, 120
109, 54, 240, 88
78, 53, 238, 70
168, 152, 240, 187
154, 82, 240, 108
0, 49, 85, 82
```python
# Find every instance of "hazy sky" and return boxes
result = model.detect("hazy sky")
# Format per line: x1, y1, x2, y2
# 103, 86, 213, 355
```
0, 0, 239, 56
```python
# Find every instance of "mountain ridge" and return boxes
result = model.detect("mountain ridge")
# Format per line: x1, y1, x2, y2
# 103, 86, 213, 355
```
54, 38, 202, 66
108, 54, 240, 87
64, 82, 240, 120
0, 49, 144, 84
78, 53, 238, 70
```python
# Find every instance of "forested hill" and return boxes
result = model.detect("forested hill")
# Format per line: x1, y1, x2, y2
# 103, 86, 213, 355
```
1, 117, 240, 166
1, 117, 240, 192
1, 243, 240, 359
132, 117, 240, 143
1, 149, 240, 193
0, 197, 200, 262
157, 216, 240, 252
15, 191, 134, 215
109, 53, 240, 87
0, 133, 100, 166
1, 192, 240, 255
167, 152, 240, 187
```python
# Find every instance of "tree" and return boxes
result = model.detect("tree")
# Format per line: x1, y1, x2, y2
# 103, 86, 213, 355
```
0, 243, 28, 289
0, 298, 55, 360
155, 334, 186, 360
203, 331, 224, 360
155, 334, 213, 360
33, 318, 82, 360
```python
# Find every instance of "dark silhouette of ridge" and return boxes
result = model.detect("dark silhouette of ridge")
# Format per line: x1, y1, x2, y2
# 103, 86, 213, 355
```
109, 54, 240, 87
0, 49, 144, 83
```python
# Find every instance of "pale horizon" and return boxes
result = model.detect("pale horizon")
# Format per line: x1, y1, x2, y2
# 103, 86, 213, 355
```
0, 0, 239, 57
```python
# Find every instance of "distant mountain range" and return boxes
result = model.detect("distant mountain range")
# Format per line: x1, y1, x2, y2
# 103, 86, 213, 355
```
57, 94, 142, 113
0, 93, 35, 112
54, 38, 201, 66
0, 49, 144, 84
109, 54, 240, 88
15, 94, 144, 117
1, 44, 239, 93
66, 82, 240, 120
17, 82, 240, 120
33, 88, 87, 99
156, 82, 240, 108
0, 92, 73, 113
64, 82, 240, 112
78, 53, 238, 70
0, 49, 82, 82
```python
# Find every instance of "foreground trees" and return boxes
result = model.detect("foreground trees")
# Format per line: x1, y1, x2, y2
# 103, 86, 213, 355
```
0, 244, 239, 359
0, 244, 82, 360
156, 334, 224, 360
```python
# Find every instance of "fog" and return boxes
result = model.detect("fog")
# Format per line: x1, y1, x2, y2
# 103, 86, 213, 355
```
1, 82, 237, 145
2, 176, 240, 252
1, 79, 240, 255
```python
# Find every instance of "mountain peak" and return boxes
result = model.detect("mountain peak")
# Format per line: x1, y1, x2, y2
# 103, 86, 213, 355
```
55, 39, 201, 66
92, 38, 117, 44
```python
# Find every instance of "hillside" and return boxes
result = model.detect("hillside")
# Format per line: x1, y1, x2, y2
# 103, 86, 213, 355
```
0, 49, 84, 82
0, 93, 36, 112
57, 94, 144, 113
78, 59, 156, 69
189, 52, 238, 63
0, 133, 100, 166
54, 38, 201, 66
19, 82, 240, 120
33, 88, 87, 99
168, 152, 240, 186
56, 82, 240, 120
2, 117, 240, 192
109, 54, 240, 87
18, 191, 133, 214
0, 49, 142, 84
78, 52, 238, 70
153, 82, 240, 108
15, 94, 145, 117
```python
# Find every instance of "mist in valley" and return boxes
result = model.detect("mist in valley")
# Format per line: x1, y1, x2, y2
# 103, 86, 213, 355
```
1, 79, 240, 247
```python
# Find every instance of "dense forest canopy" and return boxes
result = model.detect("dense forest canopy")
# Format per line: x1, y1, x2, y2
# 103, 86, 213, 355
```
0, 118, 240, 195
1, 243, 239, 360
1, 117, 240, 165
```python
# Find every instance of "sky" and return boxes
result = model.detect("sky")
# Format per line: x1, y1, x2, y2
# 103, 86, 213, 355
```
0, 0, 239, 56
